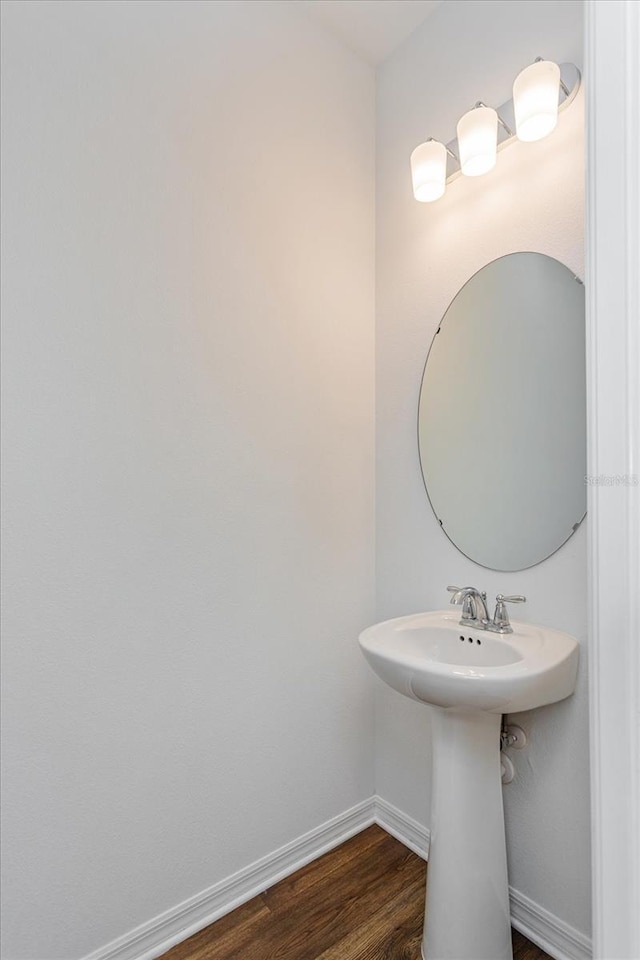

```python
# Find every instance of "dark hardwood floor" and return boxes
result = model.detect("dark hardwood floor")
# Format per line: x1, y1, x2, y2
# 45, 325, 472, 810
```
160, 825, 552, 960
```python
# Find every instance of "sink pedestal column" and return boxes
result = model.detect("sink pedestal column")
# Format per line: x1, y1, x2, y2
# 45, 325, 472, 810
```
422, 707, 512, 960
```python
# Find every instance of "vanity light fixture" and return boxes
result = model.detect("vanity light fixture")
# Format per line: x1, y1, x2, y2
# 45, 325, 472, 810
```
410, 57, 580, 202
513, 58, 563, 142
411, 139, 448, 202
457, 103, 501, 177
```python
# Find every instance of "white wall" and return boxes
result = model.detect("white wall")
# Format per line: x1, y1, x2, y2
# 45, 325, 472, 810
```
0, 2, 375, 957
375, 0, 590, 939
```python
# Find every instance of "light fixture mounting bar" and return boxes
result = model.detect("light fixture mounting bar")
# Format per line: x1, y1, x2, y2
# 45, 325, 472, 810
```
441, 61, 581, 184
476, 100, 513, 137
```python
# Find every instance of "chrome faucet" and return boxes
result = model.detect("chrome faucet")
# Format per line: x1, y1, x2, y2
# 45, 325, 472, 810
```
447, 586, 526, 633
447, 586, 490, 628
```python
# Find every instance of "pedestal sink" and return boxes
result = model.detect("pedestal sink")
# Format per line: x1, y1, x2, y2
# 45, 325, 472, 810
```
358, 609, 579, 960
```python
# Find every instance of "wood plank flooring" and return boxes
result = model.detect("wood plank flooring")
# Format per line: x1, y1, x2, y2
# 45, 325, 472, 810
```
160, 825, 552, 960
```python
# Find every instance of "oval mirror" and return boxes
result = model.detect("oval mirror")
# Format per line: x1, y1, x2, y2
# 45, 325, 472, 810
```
418, 252, 586, 571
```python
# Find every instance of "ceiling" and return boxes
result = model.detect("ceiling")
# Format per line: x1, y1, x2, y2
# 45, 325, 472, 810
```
298, 0, 443, 66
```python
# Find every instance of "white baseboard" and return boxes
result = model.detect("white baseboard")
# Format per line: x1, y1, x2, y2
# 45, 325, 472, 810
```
83, 795, 592, 960
373, 795, 430, 860
510, 888, 592, 960
82, 798, 376, 960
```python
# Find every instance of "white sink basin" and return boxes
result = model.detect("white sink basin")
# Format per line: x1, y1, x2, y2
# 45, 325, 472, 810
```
358, 608, 580, 960
359, 609, 579, 713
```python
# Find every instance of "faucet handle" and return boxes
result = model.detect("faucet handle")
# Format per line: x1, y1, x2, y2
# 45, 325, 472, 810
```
491, 594, 526, 634
447, 585, 462, 593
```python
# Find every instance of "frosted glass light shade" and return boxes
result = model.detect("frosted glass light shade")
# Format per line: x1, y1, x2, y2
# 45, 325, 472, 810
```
513, 60, 561, 142
411, 140, 447, 202
457, 106, 498, 177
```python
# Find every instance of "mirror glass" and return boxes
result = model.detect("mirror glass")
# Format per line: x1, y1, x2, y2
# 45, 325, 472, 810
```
418, 252, 586, 571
